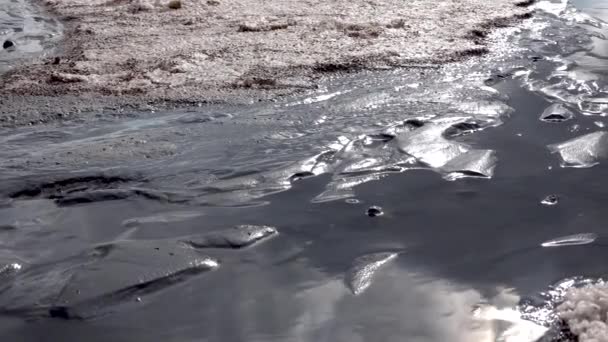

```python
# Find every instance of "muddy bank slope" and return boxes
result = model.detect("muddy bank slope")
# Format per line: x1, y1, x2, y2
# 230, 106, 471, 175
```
0, 0, 533, 126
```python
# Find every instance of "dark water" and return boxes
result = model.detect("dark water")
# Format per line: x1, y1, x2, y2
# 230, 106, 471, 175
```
0, 0, 607, 341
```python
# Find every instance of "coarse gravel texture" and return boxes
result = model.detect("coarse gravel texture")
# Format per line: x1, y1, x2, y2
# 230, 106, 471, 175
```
0, 0, 534, 126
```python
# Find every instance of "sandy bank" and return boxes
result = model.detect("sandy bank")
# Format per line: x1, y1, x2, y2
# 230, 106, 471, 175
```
0, 0, 533, 126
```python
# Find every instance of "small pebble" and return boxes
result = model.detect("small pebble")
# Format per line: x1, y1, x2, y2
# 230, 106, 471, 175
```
366, 206, 384, 217
168, 0, 182, 9
541, 194, 559, 206
3, 40, 15, 49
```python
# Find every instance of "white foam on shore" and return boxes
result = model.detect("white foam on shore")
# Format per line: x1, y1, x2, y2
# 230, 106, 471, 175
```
557, 283, 608, 342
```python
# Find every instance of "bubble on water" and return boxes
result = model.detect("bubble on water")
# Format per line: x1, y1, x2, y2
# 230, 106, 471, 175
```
541, 194, 559, 206
539, 104, 574, 123
345, 198, 360, 204
366, 206, 384, 217
344, 252, 397, 295
540, 233, 597, 247
548, 131, 608, 168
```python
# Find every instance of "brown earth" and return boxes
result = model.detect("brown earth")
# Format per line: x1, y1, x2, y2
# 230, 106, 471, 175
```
0, 0, 534, 126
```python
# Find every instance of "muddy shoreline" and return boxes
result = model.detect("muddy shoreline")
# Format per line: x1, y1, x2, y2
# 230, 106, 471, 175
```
0, 0, 534, 127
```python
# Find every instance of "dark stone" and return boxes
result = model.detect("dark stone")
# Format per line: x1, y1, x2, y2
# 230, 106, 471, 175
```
515, 0, 536, 7
49, 306, 71, 319
3, 40, 15, 49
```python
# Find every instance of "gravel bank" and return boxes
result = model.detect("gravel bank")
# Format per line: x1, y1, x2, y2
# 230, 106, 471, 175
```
0, 0, 533, 126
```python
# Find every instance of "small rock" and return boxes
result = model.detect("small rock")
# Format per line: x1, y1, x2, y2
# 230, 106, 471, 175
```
128, 0, 154, 13
366, 206, 384, 217
541, 194, 559, 206
3, 40, 15, 49
168, 0, 182, 9
386, 18, 407, 29
207, 0, 220, 5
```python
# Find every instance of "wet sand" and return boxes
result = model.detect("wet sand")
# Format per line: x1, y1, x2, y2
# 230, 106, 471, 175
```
0, 0, 533, 126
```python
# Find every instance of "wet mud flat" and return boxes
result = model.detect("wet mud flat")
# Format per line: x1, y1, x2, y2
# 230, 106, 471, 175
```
2, 0, 608, 341
0, 0, 534, 126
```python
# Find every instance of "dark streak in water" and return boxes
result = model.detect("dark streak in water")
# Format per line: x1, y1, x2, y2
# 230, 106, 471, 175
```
6, 171, 146, 200
55, 188, 181, 206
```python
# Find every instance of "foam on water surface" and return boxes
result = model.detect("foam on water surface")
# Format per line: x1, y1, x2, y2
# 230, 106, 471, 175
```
541, 233, 598, 247
344, 252, 398, 295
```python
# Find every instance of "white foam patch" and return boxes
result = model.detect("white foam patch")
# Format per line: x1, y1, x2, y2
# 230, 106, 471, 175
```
557, 283, 608, 342
541, 233, 597, 247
